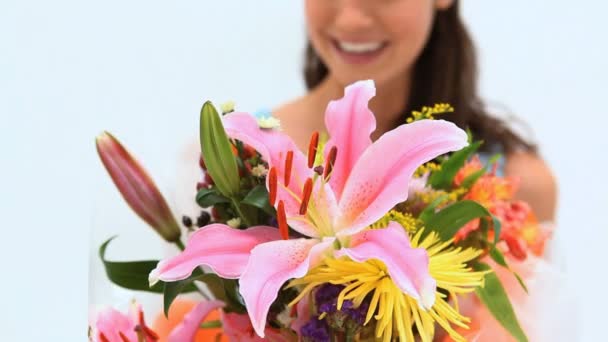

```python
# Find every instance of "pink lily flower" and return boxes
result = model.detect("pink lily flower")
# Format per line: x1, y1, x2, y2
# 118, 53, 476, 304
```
221, 311, 290, 341
167, 300, 225, 342
150, 80, 468, 337
94, 302, 159, 342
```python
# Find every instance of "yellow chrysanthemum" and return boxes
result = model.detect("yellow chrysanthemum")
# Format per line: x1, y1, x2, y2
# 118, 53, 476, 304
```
289, 229, 487, 342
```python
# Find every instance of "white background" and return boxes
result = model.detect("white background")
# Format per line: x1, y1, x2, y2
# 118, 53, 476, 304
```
1, 1, 606, 340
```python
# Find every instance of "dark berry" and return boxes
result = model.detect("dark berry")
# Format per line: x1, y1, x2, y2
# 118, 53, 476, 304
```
182, 215, 193, 228
196, 211, 211, 227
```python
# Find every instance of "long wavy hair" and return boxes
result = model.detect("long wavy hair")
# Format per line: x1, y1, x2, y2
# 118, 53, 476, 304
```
303, 2, 536, 153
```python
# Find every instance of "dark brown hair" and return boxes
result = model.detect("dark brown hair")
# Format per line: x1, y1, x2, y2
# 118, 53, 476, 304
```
304, 2, 536, 153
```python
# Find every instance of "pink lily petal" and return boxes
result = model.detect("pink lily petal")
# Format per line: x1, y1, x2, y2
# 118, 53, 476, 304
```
222, 112, 317, 237
239, 238, 335, 337
324, 80, 376, 200
95, 307, 138, 342
336, 222, 436, 309
149, 224, 280, 284
221, 312, 259, 341
168, 300, 225, 342
221, 312, 288, 342
336, 119, 468, 236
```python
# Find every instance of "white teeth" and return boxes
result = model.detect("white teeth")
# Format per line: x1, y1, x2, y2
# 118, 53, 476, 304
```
337, 41, 383, 53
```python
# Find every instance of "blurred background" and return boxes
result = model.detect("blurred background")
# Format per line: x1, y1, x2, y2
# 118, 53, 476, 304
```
1, 0, 606, 340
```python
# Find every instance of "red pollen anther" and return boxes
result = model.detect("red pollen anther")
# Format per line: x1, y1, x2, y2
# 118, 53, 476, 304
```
284, 150, 294, 187
277, 200, 289, 240
99, 333, 110, 342
307, 131, 320, 168
324, 146, 338, 179
118, 331, 130, 342
299, 178, 314, 215
135, 310, 160, 340
268, 167, 278, 206
142, 325, 159, 340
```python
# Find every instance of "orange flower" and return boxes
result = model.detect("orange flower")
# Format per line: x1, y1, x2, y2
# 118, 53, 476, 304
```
453, 155, 484, 187
152, 299, 227, 342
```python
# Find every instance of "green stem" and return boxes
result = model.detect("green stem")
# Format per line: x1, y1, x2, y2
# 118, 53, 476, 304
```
200, 320, 222, 329
230, 198, 253, 226
174, 239, 185, 251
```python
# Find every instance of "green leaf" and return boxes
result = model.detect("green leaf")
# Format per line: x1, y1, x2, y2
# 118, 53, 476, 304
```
100, 237, 199, 294
421, 200, 492, 241
460, 168, 486, 188
163, 268, 205, 316
242, 185, 275, 215
492, 216, 502, 244
163, 272, 247, 315
514, 272, 529, 294
200, 101, 240, 197
418, 194, 449, 222
459, 153, 503, 189
488, 247, 528, 293
198, 274, 229, 303
487, 153, 502, 165
222, 279, 247, 313
99, 236, 164, 293
428, 141, 482, 190
489, 246, 508, 267
473, 262, 528, 342
196, 187, 230, 208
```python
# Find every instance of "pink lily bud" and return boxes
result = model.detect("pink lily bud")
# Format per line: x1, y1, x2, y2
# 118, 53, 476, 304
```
96, 131, 181, 243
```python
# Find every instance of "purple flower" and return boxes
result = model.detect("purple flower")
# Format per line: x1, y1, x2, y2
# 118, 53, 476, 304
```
301, 318, 330, 342
315, 284, 343, 307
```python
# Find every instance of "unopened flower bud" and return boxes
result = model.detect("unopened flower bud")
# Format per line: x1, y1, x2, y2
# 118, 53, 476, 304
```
96, 132, 181, 242
200, 101, 241, 197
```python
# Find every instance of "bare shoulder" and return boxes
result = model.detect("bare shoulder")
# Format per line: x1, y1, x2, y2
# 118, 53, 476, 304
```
273, 95, 324, 151
504, 151, 558, 221
273, 96, 306, 123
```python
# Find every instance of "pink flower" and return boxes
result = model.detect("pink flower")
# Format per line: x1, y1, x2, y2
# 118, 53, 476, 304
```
94, 302, 158, 342
221, 311, 289, 341
167, 300, 225, 342
150, 80, 468, 337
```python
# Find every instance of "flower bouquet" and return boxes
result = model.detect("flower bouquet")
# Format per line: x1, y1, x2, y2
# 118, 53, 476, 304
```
91, 81, 550, 341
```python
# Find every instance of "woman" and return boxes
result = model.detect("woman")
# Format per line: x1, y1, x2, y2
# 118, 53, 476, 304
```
170, 1, 566, 340
274, 0, 557, 221
268, 1, 567, 340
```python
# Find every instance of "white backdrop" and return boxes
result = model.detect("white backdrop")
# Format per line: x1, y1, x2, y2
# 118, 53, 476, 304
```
1, 1, 606, 341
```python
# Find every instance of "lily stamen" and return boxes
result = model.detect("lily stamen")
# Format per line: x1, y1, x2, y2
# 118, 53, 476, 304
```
277, 200, 289, 240
307, 131, 319, 168
299, 178, 314, 215
137, 311, 159, 340
268, 167, 278, 206
324, 146, 338, 180
284, 150, 294, 187
99, 333, 110, 342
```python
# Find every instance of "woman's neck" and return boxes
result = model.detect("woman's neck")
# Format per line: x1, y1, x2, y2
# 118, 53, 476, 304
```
311, 75, 410, 139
